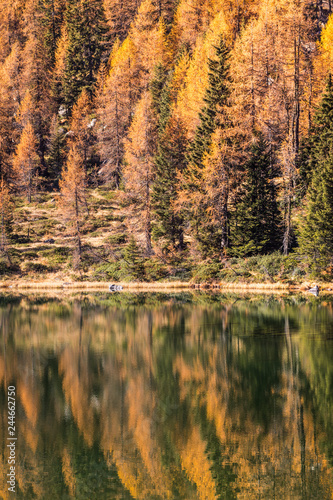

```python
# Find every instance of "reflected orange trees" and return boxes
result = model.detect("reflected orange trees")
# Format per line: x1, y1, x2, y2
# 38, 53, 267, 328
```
0, 293, 333, 499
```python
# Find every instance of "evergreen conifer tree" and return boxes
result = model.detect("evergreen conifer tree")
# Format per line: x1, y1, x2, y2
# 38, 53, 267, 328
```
123, 236, 145, 280
180, 37, 233, 257
299, 76, 333, 270
46, 115, 67, 187
152, 114, 188, 250
150, 63, 170, 128
150, 64, 187, 250
38, 0, 65, 65
232, 135, 281, 256
62, 0, 109, 110
188, 37, 230, 173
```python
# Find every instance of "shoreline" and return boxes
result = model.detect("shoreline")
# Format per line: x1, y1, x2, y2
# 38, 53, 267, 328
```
0, 280, 332, 293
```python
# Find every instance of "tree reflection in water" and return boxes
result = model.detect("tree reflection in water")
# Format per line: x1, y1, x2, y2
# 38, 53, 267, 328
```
0, 292, 333, 499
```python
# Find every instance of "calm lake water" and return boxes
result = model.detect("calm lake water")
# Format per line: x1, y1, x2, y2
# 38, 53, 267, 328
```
0, 292, 333, 499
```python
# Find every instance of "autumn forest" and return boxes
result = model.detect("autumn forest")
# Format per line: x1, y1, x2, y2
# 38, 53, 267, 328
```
1, 0, 333, 282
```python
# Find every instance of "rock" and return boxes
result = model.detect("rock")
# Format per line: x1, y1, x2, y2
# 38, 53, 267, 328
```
308, 285, 319, 296
58, 105, 67, 117
109, 284, 123, 292
44, 238, 55, 244
88, 118, 96, 129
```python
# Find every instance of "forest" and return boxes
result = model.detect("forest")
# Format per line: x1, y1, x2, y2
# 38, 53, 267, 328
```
1, 0, 333, 282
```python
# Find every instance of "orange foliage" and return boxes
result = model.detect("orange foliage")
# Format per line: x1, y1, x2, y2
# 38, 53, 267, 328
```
12, 121, 40, 203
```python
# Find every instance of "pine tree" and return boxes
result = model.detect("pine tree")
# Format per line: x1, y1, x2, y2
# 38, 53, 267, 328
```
300, 76, 333, 269
46, 114, 67, 186
59, 146, 87, 266
12, 122, 40, 203
123, 235, 145, 281
150, 63, 169, 122
188, 37, 230, 173
38, 0, 65, 65
62, 0, 109, 110
152, 113, 187, 249
232, 135, 281, 256
301, 74, 333, 180
180, 37, 233, 257
150, 64, 187, 249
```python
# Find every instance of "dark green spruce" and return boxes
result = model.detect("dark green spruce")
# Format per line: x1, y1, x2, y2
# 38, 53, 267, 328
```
188, 37, 230, 172
150, 64, 187, 250
62, 0, 109, 111
300, 75, 333, 270
232, 134, 281, 256
38, 0, 65, 65
46, 119, 67, 187
123, 235, 146, 281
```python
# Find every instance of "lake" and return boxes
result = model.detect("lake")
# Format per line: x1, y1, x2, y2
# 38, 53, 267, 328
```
0, 292, 333, 499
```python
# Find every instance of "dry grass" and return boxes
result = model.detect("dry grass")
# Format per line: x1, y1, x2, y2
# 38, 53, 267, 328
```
217, 281, 290, 290
1, 279, 333, 293
0, 280, 192, 290
2, 190, 333, 290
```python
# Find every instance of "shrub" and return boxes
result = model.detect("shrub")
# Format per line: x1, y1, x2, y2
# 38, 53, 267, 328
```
192, 260, 222, 282
107, 233, 128, 245
23, 262, 50, 273
144, 259, 169, 281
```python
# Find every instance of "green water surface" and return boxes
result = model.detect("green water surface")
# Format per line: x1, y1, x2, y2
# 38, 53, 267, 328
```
0, 292, 333, 499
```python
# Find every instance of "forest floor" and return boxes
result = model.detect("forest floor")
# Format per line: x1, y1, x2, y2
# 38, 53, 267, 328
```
0, 187, 332, 291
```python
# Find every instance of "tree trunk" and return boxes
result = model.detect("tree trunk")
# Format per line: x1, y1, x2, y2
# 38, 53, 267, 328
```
220, 173, 229, 256
250, 34, 255, 130
308, 58, 313, 131
283, 181, 291, 255
1, 210, 5, 252
221, 199, 229, 253
293, 32, 300, 157
75, 190, 82, 261
145, 166, 152, 255
178, 227, 185, 250
115, 90, 121, 189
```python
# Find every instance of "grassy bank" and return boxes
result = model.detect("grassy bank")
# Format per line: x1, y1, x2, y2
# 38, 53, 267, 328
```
1, 188, 332, 288
1, 281, 333, 295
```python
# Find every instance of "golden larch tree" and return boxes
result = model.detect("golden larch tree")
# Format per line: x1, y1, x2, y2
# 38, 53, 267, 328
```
103, 0, 143, 40
0, 177, 12, 255
12, 121, 40, 203
59, 146, 87, 265
0, 43, 23, 178
124, 92, 156, 255
96, 37, 140, 187
68, 89, 95, 170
